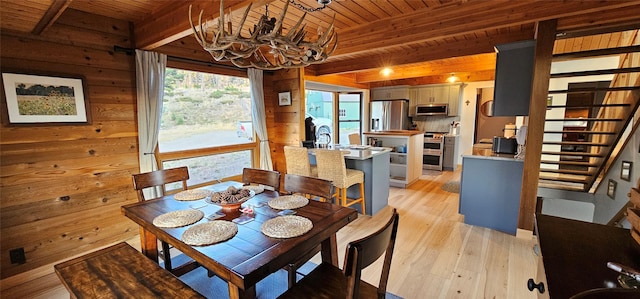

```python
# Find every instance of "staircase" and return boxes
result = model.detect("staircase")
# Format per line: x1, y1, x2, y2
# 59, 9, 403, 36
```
538, 31, 640, 192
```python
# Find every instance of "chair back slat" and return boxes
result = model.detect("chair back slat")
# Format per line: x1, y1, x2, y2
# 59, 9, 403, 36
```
284, 174, 334, 201
132, 167, 189, 201
344, 209, 399, 299
242, 168, 281, 191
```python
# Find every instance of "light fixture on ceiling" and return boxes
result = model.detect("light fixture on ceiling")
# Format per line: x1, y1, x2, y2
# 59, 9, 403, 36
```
447, 73, 459, 83
189, 0, 338, 70
380, 68, 393, 76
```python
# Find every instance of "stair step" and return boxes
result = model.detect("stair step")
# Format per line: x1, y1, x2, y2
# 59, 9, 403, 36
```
544, 118, 623, 122
548, 86, 640, 94
549, 67, 640, 79
543, 131, 616, 135
546, 103, 631, 109
541, 151, 604, 157
538, 181, 586, 192
543, 141, 609, 146
539, 175, 588, 184
539, 168, 594, 175
540, 160, 599, 167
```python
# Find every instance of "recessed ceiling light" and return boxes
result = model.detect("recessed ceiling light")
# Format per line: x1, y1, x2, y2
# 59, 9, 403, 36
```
447, 73, 459, 83
381, 68, 393, 76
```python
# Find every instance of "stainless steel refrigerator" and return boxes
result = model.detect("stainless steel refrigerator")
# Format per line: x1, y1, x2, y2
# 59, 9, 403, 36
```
370, 100, 410, 131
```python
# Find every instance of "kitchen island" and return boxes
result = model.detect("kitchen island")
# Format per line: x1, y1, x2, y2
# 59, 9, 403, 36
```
363, 130, 424, 187
309, 147, 391, 216
459, 152, 523, 235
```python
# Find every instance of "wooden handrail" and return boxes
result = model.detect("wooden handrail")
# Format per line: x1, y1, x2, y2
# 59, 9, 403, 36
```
607, 201, 632, 226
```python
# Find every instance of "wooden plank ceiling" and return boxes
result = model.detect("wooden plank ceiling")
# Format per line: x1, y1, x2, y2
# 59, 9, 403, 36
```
1, 0, 639, 86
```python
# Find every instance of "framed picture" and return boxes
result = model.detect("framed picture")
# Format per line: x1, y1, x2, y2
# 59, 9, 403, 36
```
607, 179, 617, 199
2, 72, 90, 125
278, 91, 291, 106
620, 161, 632, 181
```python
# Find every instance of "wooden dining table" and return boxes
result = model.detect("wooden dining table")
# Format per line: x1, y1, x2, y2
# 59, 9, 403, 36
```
121, 181, 358, 299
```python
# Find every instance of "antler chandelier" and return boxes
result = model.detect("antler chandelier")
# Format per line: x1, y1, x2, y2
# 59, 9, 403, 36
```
189, 0, 338, 70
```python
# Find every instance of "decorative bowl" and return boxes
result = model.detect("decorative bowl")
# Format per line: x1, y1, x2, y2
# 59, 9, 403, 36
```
205, 187, 255, 211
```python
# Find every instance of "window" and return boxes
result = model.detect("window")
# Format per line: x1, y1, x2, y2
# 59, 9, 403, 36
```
337, 93, 362, 144
158, 68, 255, 189
305, 90, 362, 144
305, 90, 334, 141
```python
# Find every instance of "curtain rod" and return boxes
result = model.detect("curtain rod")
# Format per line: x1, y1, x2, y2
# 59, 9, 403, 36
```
113, 45, 248, 73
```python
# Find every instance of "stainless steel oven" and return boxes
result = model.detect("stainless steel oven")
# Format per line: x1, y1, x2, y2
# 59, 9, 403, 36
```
423, 133, 444, 171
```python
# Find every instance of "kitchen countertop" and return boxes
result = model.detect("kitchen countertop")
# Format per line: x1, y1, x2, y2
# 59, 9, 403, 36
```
462, 153, 524, 162
364, 130, 424, 136
310, 146, 392, 161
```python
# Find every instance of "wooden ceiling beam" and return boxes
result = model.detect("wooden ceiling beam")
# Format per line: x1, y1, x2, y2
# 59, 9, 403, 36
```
353, 53, 496, 83
134, 0, 275, 50
556, 5, 640, 35
314, 29, 533, 76
304, 73, 369, 90
32, 0, 72, 35
332, 0, 640, 60
368, 70, 496, 88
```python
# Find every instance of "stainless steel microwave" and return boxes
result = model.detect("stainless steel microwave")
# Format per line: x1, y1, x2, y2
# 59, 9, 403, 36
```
416, 103, 448, 116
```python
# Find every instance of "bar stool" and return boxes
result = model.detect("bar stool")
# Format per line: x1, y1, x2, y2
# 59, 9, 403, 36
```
348, 133, 361, 145
315, 149, 366, 213
284, 146, 318, 177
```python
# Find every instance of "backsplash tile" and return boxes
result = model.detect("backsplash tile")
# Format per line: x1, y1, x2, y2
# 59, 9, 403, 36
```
413, 115, 460, 133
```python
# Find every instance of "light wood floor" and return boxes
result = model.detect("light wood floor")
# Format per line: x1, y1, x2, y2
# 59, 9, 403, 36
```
1, 169, 539, 299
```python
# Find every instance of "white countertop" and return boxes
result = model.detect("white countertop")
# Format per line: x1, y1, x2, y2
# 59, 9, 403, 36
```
310, 146, 392, 160
462, 152, 524, 162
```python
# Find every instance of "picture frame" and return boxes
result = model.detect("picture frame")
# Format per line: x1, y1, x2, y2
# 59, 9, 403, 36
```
2, 72, 90, 125
607, 179, 617, 199
620, 161, 632, 181
278, 91, 291, 106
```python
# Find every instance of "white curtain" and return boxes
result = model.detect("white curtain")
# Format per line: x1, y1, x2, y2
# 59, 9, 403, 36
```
248, 68, 273, 170
135, 49, 167, 198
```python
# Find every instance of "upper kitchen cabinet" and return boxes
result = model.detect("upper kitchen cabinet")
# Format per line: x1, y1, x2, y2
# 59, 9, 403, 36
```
412, 84, 462, 116
371, 86, 410, 101
492, 40, 536, 116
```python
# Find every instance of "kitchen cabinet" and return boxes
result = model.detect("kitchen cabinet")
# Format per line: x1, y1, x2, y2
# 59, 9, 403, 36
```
413, 84, 462, 116
492, 40, 536, 116
363, 131, 424, 188
459, 154, 523, 235
443, 135, 459, 170
408, 87, 418, 117
371, 86, 410, 101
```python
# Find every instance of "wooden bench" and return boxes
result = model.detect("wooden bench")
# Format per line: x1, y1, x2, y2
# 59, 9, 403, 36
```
54, 242, 204, 298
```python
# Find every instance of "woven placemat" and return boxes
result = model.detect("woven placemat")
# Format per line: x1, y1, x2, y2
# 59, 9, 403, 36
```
268, 195, 309, 210
153, 209, 204, 228
174, 189, 212, 201
181, 221, 238, 246
242, 185, 265, 194
261, 215, 313, 238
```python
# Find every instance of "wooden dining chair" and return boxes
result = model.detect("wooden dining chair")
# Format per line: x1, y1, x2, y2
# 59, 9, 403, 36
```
283, 173, 334, 202
282, 174, 335, 288
242, 168, 281, 191
132, 166, 195, 274
278, 208, 400, 299
315, 149, 366, 213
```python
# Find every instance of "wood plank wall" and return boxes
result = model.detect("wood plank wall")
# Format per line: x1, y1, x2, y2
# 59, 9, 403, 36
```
0, 9, 140, 279
265, 69, 306, 179
0, 7, 308, 280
